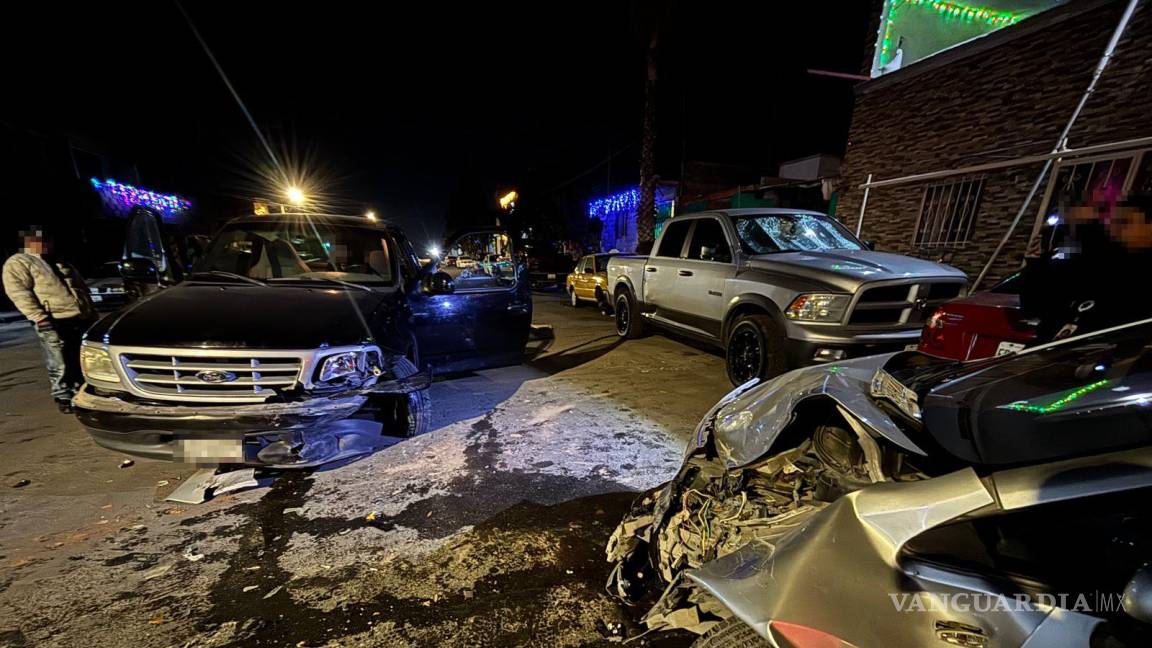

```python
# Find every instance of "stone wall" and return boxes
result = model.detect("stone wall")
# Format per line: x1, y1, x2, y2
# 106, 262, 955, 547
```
836, 0, 1152, 285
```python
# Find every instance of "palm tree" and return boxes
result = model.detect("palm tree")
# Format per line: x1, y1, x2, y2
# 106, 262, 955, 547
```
636, 27, 659, 248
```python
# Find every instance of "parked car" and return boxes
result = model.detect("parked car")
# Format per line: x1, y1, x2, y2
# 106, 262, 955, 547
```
608, 319, 1152, 646
456, 256, 477, 270
565, 253, 612, 310
919, 272, 1037, 361
607, 208, 966, 385
522, 240, 574, 290
86, 261, 132, 310
74, 212, 531, 467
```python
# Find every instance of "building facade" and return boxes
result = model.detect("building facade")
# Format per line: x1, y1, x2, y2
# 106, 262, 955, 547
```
836, 0, 1152, 287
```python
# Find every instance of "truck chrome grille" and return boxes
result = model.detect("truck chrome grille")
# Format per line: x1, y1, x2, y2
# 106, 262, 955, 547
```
849, 281, 964, 327
119, 351, 304, 400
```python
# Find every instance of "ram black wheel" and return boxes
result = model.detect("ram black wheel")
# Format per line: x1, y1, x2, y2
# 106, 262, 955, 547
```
725, 314, 786, 386
614, 290, 645, 339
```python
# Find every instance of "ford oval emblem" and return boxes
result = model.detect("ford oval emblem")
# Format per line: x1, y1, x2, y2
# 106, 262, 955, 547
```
195, 369, 237, 384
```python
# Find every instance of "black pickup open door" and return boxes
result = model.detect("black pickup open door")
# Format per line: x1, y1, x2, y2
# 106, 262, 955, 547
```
409, 228, 532, 374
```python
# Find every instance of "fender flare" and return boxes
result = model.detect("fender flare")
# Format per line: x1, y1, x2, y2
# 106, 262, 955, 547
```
612, 276, 638, 303
721, 293, 786, 342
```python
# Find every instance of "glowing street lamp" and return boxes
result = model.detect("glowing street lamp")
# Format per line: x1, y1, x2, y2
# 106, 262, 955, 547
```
365, 210, 377, 221
498, 190, 518, 211
428, 246, 441, 258
285, 185, 306, 206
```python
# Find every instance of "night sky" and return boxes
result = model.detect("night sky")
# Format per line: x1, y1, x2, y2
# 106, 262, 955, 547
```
5, 1, 873, 250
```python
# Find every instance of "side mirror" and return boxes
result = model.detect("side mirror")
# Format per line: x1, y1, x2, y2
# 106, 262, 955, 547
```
1124, 564, 1152, 624
864, 240, 877, 251
422, 270, 455, 295
120, 258, 159, 284
700, 246, 716, 261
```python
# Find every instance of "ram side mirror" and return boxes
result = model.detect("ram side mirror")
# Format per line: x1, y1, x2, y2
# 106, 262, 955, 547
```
422, 270, 455, 295
864, 240, 876, 251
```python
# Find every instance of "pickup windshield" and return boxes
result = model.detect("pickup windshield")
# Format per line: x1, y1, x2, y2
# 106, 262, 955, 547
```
733, 213, 864, 254
194, 219, 395, 286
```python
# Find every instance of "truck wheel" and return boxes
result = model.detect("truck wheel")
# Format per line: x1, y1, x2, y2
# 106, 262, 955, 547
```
569, 287, 582, 308
691, 618, 769, 648
615, 290, 645, 339
725, 314, 786, 386
376, 356, 430, 438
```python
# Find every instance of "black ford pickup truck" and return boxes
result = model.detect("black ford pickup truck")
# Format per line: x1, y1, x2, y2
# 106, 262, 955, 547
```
74, 211, 531, 467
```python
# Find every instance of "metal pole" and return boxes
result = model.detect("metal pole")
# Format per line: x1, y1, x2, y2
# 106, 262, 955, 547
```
971, 0, 1142, 291
855, 173, 872, 237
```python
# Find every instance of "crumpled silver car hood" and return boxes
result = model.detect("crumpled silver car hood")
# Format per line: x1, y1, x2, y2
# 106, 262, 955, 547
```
693, 354, 925, 469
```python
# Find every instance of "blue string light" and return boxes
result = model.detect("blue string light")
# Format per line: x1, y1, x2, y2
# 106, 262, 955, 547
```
588, 188, 640, 220
90, 177, 192, 220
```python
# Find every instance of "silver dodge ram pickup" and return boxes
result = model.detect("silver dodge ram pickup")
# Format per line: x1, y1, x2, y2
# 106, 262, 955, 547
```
608, 208, 966, 385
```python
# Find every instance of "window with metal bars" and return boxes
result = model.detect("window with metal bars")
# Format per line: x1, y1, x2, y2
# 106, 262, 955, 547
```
914, 176, 984, 248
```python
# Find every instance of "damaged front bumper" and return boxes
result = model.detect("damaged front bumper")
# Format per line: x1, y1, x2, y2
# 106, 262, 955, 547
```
74, 370, 431, 467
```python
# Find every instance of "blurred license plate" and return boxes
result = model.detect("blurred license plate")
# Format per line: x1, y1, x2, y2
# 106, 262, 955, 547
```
996, 341, 1026, 356
176, 438, 245, 464
90, 294, 103, 302
547, 273, 557, 279
904, 343, 920, 351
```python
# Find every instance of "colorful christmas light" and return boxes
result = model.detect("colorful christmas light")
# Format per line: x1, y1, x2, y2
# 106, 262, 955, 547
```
90, 177, 191, 221
880, 0, 1023, 66
588, 188, 640, 220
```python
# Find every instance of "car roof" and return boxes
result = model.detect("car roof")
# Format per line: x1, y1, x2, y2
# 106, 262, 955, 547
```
677, 208, 831, 219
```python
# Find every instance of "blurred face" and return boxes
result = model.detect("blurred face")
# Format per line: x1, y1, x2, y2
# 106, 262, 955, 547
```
22, 233, 48, 255
1108, 205, 1152, 251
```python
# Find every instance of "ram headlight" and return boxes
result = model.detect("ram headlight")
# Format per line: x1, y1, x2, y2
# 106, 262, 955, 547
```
316, 349, 383, 384
785, 293, 850, 322
80, 344, 121, 384
870, 368, 920, 420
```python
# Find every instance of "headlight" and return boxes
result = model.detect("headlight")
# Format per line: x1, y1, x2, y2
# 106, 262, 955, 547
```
870, 369, 920, 420
80, 345, 121, 383
316, 350, 383, 384
318, 352, 362, 383
784, 293, 850, 322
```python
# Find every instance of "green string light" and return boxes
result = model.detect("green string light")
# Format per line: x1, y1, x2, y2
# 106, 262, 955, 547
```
880, 0, 1023, 66
1003, 380, 1111, 414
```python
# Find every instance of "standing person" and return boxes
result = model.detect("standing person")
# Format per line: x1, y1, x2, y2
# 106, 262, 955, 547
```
3, 226, 95, 413
1020, 192, 1152, 342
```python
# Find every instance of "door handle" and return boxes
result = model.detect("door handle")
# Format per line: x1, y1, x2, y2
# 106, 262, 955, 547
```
507, 303, 530, 314
645, 267, 657, 273
678, 270, 693, 277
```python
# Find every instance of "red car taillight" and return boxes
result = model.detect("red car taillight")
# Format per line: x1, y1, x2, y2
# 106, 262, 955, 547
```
921, 307, 947, 349
770, 621, 859, 648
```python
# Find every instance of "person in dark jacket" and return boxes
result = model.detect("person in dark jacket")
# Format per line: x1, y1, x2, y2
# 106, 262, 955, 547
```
1021, 193, 1152, 343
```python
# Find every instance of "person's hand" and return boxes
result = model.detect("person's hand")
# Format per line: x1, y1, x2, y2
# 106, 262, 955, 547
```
35, 319, 53, 330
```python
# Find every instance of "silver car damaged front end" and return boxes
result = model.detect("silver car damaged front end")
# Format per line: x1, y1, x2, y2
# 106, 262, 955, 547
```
608, 357, 1152, 646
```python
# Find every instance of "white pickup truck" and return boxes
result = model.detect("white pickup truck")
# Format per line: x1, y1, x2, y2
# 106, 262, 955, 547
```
607, 208, 967, 385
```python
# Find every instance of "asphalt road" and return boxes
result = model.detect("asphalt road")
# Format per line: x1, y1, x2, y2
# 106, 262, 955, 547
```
0, 292, 732, 647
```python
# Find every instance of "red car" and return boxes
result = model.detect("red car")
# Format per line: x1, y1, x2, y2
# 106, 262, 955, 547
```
917, 273, 1037, 361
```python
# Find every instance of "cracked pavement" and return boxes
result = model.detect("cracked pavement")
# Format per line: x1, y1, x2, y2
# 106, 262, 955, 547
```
0, 293, 731, 647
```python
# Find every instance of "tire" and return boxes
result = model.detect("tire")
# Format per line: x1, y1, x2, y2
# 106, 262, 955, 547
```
614, 289, 645, 339
569, 287, 582, 308
725, 313, 787, 386
375, 356, 430, 438
692, 618, 770, 648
